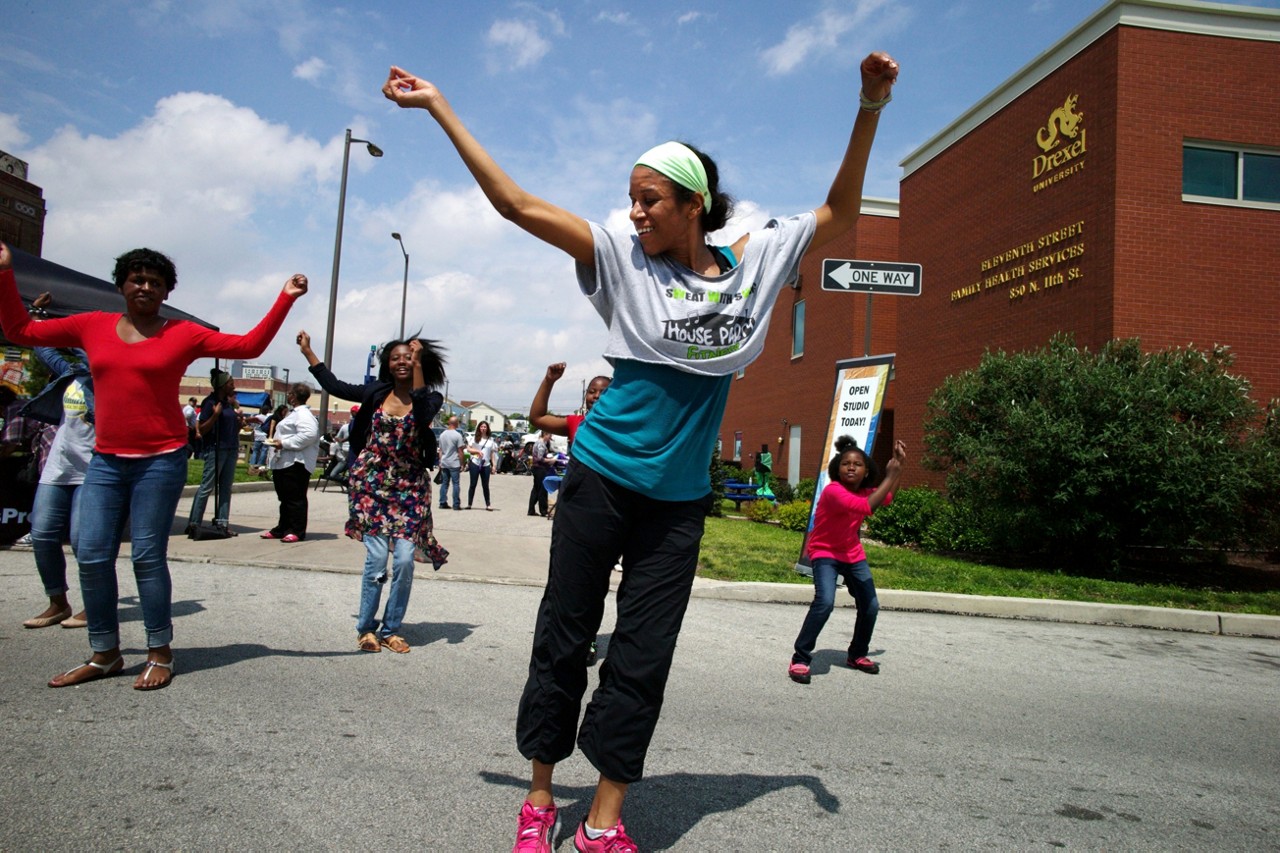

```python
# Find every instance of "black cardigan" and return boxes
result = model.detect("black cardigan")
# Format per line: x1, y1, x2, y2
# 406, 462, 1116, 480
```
308, 362, 442, 464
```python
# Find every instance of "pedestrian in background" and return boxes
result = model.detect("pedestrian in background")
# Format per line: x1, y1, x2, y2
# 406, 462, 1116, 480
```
260, 383, 320, 542
437, 414, 465, 511
186, 368, 243, 536
466, 421, 499, 511
527, 430, 555, 517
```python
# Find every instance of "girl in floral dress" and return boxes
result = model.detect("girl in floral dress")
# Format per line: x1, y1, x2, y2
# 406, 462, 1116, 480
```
299, 332, 447, 654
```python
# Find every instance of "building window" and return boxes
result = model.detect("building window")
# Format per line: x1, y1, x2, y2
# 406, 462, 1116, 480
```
1183, 143, 1280, 208
733, 431, 742, 463
791, 300, 805, 359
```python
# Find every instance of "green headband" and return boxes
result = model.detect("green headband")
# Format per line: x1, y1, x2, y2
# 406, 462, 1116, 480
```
634, 141, 712, 213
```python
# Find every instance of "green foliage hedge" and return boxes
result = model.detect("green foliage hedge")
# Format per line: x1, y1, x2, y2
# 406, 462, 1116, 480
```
776, 500, 813, 532
923, 334, 1280, 565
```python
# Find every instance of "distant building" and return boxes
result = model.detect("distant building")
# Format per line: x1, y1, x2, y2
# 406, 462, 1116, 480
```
461, 400, 506, 432
0, 151, 47, 256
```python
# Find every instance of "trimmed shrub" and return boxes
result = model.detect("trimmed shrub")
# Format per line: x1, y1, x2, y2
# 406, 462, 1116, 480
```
866, 486, 944, 546
776, 500, 813, 532
744, 499, 777, 523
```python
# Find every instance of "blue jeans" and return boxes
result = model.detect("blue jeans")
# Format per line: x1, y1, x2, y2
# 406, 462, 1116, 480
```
356, 534, 416, 637
188, 445, 237, 528
250, 439, 268, 466
30, 482, 81, 597
791, 557, 879, 665
76, 448, 188, 652
437, 466, 461, 509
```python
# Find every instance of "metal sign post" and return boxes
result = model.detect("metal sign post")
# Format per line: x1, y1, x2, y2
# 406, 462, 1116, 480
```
822, 258, 922, 355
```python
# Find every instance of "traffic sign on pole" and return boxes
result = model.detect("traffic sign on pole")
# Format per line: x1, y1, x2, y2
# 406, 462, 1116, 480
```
821, 259, 922, 295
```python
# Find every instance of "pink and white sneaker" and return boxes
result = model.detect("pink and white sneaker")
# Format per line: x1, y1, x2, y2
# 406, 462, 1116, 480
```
573, 819, 638, 852
788, 661, 811, 684
513, 800, 560, 853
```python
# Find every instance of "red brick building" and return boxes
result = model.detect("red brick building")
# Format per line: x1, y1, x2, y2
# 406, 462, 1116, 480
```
718, 201, 900, 480
722, 0, 1280, 487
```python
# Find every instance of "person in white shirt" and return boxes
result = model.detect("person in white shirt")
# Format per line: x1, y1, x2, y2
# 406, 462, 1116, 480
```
182, 397, 198, 457
260, 383, 320, 542
465, 421, 499, 510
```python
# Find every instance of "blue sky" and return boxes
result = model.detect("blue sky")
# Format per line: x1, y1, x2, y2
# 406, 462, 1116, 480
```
2, 0, 1276, 414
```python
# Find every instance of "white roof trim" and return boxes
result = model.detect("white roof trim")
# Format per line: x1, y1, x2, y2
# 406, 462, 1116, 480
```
861, 197, 899, 218
900, 0, 1280, 179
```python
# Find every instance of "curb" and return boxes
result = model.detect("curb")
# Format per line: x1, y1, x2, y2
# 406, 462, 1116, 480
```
687, 580, 1280, 640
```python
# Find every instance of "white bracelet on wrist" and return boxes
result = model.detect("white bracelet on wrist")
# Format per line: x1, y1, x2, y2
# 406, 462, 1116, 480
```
859, 89, 892, 113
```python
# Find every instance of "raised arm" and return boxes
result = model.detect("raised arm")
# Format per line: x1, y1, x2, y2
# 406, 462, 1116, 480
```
810, 52, 899, 252
866, 439, 906, 512
529, 362, 571, 437
383, 67, 595, 267
0, 244, 87, 348
195, 274, 309, 360
298, 330, 367, 402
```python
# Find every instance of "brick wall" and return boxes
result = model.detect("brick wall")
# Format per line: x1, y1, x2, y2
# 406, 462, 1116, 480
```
719, 212, 900, 482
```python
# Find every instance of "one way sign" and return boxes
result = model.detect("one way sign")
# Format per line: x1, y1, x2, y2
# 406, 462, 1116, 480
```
821, 259, 922, 295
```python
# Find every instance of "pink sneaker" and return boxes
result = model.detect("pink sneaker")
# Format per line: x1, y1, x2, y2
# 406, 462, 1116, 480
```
848, 656, 880, 674
573, 820, 638, 852
788, 661, 811, 684
259, 531, 277, 539
513, 800, 560, 853
281, 534, 300, 543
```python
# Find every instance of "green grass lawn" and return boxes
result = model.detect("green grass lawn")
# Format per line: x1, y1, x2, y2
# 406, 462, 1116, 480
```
698, 516, 1280, 616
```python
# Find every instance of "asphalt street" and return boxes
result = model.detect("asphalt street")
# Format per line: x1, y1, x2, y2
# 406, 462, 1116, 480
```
1, 473, 1277, 850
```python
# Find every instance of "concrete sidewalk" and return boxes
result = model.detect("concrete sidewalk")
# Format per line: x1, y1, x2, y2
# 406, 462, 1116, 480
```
144, 471, 1280, 639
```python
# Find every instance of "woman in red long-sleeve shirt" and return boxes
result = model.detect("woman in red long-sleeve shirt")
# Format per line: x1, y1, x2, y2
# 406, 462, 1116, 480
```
0, 242, 307, 690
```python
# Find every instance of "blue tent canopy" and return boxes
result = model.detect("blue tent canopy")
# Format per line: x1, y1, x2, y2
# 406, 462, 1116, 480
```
236, 391, 272, 410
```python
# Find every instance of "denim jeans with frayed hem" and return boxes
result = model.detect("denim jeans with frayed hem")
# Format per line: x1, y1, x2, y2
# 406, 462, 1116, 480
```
76, 448, 187, 652
791, 557, 879, 665
30, 482, 82, 597
356, 534, 416, 637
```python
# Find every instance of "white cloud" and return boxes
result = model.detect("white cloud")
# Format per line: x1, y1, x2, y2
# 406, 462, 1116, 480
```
0, 114, 31, 152
677, 11, 707, 26
486, 18, 553, 71
760, 0, 899, 76
292, 56, 329, 81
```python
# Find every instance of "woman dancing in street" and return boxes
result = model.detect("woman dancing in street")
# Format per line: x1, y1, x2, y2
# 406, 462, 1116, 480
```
384, 49, 898, 851
0, 243, 306, 690
298, 331, 446, 654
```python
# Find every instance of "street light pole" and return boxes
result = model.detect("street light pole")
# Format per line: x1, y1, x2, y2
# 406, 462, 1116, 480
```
319, 128, 382, 435
392, 232, 409, 340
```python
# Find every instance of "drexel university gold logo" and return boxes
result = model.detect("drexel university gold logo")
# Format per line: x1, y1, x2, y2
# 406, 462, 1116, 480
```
1032, 94, 1087, 183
